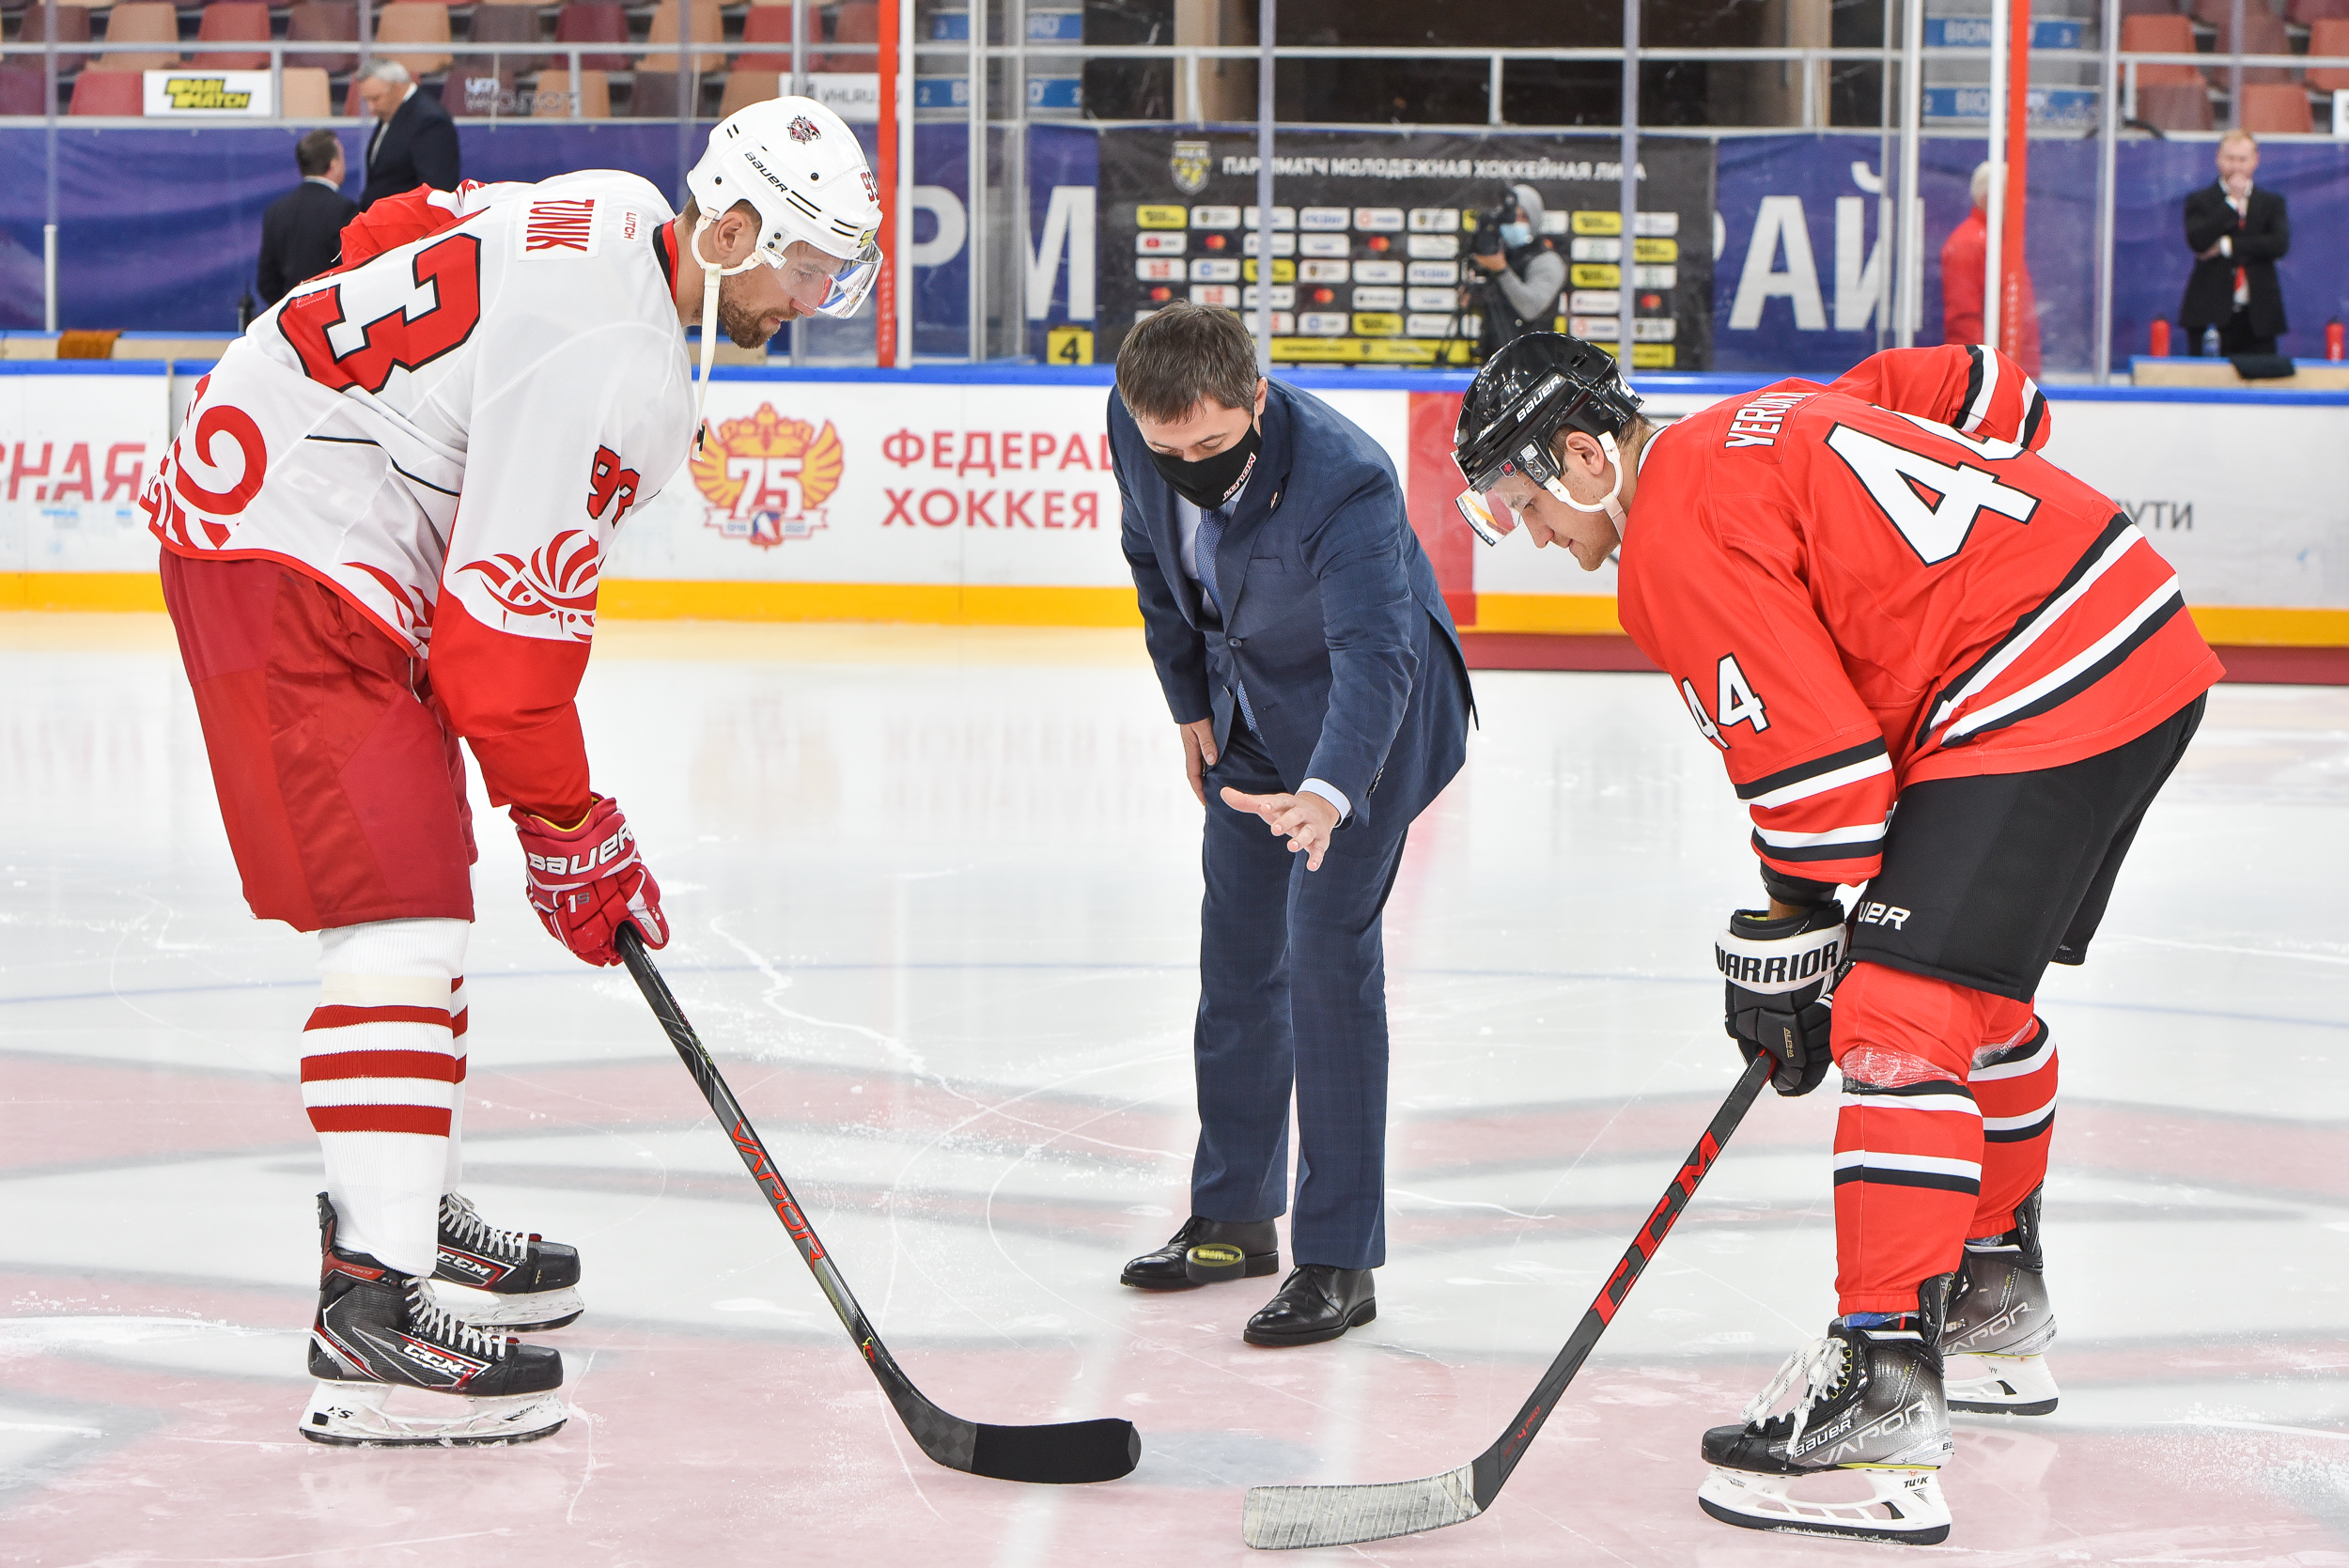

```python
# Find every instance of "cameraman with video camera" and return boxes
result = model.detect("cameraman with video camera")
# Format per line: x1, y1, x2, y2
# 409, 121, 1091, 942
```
1465, 183, 1566, 361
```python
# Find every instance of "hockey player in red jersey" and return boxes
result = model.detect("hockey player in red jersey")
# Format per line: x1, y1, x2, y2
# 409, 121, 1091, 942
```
1453, 334, 2220, 1544
146, 97, 883, 1446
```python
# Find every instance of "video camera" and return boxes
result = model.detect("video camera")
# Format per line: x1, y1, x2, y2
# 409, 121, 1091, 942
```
1467, 187, 1517, 261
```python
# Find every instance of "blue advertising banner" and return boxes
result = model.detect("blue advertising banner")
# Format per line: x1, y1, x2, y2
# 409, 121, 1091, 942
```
2107, 139, 2349, 367
1023, 122, 1099, 361
1712, 132, 2097, 377
1711, 132, 2349, 379
0, 121, 981, 349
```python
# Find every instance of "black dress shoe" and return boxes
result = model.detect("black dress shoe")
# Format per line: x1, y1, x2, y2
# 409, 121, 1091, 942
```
1119, 1216, 1279, 1291
1243, 1265, 1376, 1346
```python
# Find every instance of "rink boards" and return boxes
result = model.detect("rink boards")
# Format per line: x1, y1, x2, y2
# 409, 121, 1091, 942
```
3, 361, 2345, 646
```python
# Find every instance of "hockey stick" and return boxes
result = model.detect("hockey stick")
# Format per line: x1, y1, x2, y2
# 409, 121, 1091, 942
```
1241, 1051, 1774, 1548
614, 926, 1142, 1483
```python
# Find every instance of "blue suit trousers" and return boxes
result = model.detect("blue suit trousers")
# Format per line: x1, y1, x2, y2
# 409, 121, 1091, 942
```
1190, 722, 1409, 1272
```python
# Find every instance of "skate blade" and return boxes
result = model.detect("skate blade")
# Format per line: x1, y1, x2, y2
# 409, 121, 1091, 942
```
436, 1283, 585, 1333
301, 1381, 567, 1447
1697, 1464, 1952, 1546
1946, 1351, 2060, 1416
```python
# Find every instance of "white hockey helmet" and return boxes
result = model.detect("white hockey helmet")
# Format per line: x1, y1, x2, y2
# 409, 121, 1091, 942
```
685, 95, 884, 320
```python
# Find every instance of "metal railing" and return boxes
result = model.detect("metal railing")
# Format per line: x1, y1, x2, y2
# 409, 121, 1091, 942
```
8, 0, 2344, 365
6, 36, 2344, 132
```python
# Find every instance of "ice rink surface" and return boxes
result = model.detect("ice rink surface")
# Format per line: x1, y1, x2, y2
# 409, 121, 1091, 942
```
5, 612, 2348, 1567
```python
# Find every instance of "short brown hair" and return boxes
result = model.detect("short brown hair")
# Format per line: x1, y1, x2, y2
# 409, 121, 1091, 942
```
295, 129, 342, 178
1115, 303, 1259, 424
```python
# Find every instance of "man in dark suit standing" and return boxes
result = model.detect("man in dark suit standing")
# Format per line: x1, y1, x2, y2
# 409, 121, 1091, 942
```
1109, 303, 1473, 1347
2182, 128, 2288, 357
257, 130, 360, 307
355, 60, 461, 210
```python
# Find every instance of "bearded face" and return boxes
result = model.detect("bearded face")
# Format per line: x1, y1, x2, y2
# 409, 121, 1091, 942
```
716, 271, 784, 349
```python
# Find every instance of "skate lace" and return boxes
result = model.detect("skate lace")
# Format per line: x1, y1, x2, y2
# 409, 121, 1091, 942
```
440, 1193, 526, 1263
1742, 1334, 1848, 1455
406, 1277, 509, 1361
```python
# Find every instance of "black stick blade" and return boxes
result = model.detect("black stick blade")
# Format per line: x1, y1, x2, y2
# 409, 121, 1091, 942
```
967, 1418, 1141, 1484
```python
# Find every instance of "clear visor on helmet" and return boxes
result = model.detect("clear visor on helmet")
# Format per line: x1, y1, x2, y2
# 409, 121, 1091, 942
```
761, 235, 883, 319
1453, 437, 1576, 547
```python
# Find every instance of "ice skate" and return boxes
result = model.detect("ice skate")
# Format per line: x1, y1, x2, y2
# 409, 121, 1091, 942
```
1944, 1188, 2059, 1415
1696, 1276, 1955, 1545
303, 1194, 567, 1447
434, 1192, 585, 1332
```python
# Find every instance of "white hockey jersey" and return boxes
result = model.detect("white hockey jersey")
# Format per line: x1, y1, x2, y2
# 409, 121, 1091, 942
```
146, 172, 694, 815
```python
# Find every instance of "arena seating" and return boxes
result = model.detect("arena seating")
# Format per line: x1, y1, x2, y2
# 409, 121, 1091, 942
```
2135, 79, 2218, 128
191, 1, 272, 70
87, 1, 180, 71
280, 63, 333, 115
2238, 77, 2316, 128
68, 65, 141, 111
716, 67, 780, 116
2122, 12, 2209, 84
464, 4, 545, 78
812, 0, 875, 72
0, 70, 52, 114
285, 0, 359, 74
14, 2, 94, 74
2308, 17, 2349, 86
639, 0, 724, 76
373, 1, 453, 78
552, 2, 630, 72
2208, 8, 2295, 83
732, 4, 794, 74
531, 63, 607, 116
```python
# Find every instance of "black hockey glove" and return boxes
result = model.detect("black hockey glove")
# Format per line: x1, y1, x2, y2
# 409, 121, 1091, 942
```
1718, 901, 1848, 1097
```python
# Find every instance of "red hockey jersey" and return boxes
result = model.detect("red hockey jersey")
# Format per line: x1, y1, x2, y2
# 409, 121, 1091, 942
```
1617, 344, 2222, 889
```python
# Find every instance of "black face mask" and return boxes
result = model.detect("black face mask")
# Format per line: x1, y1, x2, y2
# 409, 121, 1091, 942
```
1149, 418, 1261, 511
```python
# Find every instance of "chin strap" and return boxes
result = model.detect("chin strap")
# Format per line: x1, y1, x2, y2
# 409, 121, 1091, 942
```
689, 218, 766, 455
1547, 429, 1628, 528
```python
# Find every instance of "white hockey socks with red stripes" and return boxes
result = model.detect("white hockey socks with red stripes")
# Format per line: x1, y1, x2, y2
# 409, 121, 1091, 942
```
305, 918, 470, 1278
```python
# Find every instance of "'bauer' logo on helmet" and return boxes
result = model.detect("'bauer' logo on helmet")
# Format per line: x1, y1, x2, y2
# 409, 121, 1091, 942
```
787, 115, 820, 143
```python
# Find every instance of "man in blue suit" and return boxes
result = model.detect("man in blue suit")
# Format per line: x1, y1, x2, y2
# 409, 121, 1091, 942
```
1109, 303, 1472, 1346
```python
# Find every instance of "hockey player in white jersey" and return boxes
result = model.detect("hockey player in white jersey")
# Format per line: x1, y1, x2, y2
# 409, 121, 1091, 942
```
145, 97, 882, 1446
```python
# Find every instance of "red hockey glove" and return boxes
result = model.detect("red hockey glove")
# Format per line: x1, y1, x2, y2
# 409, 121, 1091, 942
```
512, 796, 668, 967
1718, 901, 1847, 1097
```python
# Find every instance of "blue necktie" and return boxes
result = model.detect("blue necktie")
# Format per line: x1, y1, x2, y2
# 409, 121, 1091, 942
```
1195, 506, 1257, 734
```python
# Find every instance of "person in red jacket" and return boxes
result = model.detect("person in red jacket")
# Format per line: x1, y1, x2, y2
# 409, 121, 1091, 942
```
1940, 161, 2041, 377
1452, 334, 2217, 1545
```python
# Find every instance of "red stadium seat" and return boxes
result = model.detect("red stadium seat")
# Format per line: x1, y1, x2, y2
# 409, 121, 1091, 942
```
70, 68, 145, 113
812, 0, 875, 72
2135, 79, 2217, 128
2237, 80, 2315, 130
14, 3, 95, 74
733, 3, 794, 75
88, 0, 181, 72
194, 1, 272, 70
2210, 9, 2295, 84
464, 3, 545, 78
286, 0, 359, 75
2308, 17, 2349, 88
2289, 0, 2349, 23
0, 70, 54, 115
552, 2, 630, 73
2122, 14, 2208, 85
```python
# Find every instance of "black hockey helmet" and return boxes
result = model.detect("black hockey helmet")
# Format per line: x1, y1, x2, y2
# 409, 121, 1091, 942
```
1451, 333, 1643, 544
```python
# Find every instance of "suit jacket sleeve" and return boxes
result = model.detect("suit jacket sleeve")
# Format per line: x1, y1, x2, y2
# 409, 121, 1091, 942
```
2183, 186, 2233, 256
2238, 191, 2289, 262
257, 202, 289, 306
1298, 466, 1421, 821
412, 107, 461, 192
1109, 397, 1210, 724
